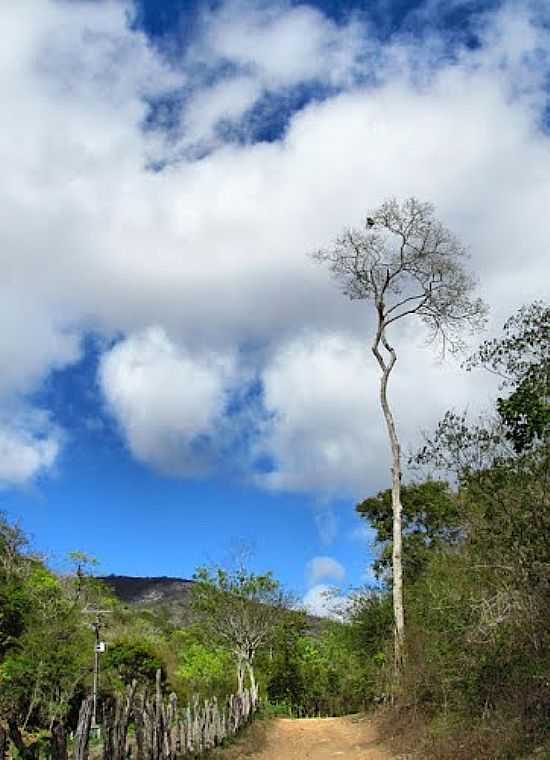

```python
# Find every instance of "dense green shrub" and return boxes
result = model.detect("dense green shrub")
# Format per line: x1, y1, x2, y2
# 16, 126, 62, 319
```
102, 636, 164, 687
355, 302, 550, 757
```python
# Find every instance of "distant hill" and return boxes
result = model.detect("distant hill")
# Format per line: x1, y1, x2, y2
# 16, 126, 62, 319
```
100, 575, 195, 604
99, 575, 196, 625
100, 574, 323, 631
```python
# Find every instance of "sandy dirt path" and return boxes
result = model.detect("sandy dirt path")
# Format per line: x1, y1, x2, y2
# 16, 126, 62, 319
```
217, 715, 395, 759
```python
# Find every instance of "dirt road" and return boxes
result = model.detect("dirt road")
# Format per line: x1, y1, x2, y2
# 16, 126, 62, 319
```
217, 715, 395, 759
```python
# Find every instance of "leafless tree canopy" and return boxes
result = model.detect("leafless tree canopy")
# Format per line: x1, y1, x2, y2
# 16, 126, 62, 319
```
313, 197, 487, 678
313, 197, 487, 353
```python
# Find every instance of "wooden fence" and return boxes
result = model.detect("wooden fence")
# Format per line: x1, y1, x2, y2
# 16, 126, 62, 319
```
73, 670, 258, 760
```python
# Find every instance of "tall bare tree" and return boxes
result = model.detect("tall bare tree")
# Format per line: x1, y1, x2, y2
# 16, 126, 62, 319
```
314, 197, 486, 674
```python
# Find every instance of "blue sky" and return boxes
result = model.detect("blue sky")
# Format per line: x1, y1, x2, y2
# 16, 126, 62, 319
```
1, 0, 549, 615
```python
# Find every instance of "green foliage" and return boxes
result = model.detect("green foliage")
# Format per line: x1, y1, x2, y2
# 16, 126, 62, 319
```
190, 564, 290, 692
192, 565, 284, 605
354, 303, 550, 758
266, 616, 376, 717
467, 301, 550, 452
386, 303, 550, 757
0, 562, 93, 729
102, 636, 163, 688
347, 590, 393, 658
67, 551, 99, 575
0, 520, 122, 756
356, 480, 460, 582
266, 614, 307, 710
0, 514, 30, 659
414, 409, 509, 482
0, 575, 27, 659
170, 628, 234, 701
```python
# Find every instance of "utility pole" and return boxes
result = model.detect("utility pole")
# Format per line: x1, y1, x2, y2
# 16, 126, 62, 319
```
83, 608, 109, 733
91, 615, 101, 730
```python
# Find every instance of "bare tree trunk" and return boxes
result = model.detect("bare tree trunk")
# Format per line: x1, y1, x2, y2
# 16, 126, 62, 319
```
381, 364, 405, 672
373, 320, 405, 679
236, 660, 245, 694
245, 662, 257, 702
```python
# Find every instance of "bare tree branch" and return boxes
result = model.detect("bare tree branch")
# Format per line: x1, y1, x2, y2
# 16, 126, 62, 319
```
312, 197, 487, 680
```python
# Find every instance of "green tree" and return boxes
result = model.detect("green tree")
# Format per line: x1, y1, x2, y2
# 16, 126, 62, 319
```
356, 480, 461, 583
266, 613, 308, 711
102, 636, 163, 688
399, 306, 550, 755
347, 590, 393, 658
190, 565, 289, 695
0, 513, 30, 659
0, 563, 92, 758
466, 301, 549, 452
171, 628, 234, 701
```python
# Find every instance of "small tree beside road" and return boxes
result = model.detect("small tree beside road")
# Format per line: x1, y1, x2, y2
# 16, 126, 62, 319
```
190, 566, 289, 696
314, 197, 486, 678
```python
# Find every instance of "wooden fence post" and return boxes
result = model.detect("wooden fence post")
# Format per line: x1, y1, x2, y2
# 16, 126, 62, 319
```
73, 696, 93, 760
129, 681, 258, 759
133, 693, 147, 760
0, 725, 7, 760
50, 721, 68, 760
116, 680, 137, 760
102, 697, 116, 760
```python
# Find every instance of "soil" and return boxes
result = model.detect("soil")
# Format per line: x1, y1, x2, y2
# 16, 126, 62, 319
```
215, 715, 396, 759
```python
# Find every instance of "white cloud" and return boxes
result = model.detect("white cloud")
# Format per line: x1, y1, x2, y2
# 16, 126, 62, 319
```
183, 76, 261, 146
307, 555, 346, 586
0, 413, 61, 487
303, 554, 348, 619
255, 330, 496, 495
192, 1, 366, 90
302, 583, 350, 619
1, 0, 549, 491
99, 327, 237, 474
256, 333, 379, 494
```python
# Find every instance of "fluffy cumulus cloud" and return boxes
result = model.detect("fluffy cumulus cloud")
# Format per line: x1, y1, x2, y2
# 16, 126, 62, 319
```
303, 555, 348, 618
255, 329, 496, 495
303, 583, 349, 619
191, 2, 366, 89
256, 334, 379, 494
0, 413, 61, 488
99, 328, 237, 475
1, 0, 550, 488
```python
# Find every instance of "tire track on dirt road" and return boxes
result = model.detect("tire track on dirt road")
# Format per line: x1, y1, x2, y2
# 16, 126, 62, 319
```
217, 715, 395, 759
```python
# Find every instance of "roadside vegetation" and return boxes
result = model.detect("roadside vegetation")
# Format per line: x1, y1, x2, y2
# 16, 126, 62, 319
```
0, 521, 380, 755
359, 301, 550, 758
0, 301, 547, 759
